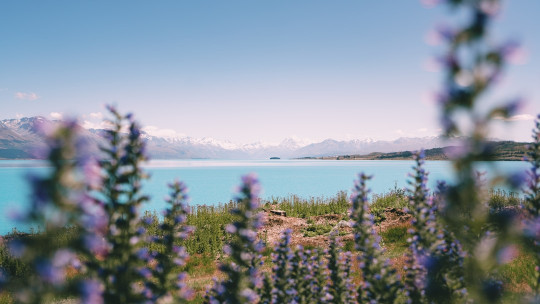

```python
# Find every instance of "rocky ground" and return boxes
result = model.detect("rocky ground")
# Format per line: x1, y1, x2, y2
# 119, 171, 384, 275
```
261, 207, 411, 249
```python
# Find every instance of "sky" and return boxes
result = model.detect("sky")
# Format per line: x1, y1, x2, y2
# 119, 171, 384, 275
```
1, 1, 539, 145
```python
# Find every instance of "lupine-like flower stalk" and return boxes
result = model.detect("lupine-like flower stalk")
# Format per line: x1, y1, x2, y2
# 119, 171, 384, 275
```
326, 230, 354, 304
141, 180, 194, 302
404, 151, 434, 303
433, 0, 520, 301
522, 115, 540, 299
97, 106, 150, 303
271, 229, 295, 304
405, 151, 468, 303
428, 182, 468, 302
524, 116, 540, 217
341, 251, 356, 301
259, 273, 274, 304
350, 173, 402, 303
309, 248, 332, 304
290, 245, 313, 303
208, 173, 265, 304
5, 121, 102, 303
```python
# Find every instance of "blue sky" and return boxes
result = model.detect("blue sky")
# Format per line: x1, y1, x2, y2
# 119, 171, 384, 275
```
1, 1, 538, 144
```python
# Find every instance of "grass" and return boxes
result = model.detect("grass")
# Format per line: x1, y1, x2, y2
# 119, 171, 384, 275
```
496, 250, 536, 293
302, 223, 333, 237
182, 254, 217, 276
488, 189, 523, 209
0, 293, 13, 304
265, 191, 350, 218
344, 239, 356, 252
370, 188, 409, 225
380, 225, 410, 258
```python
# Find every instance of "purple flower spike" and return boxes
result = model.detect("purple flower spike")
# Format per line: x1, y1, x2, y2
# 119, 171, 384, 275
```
209, 174, 265, 303
80, 279, 104, 304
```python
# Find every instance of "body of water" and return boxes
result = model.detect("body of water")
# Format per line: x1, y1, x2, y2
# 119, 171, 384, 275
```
0, 159, 530, 234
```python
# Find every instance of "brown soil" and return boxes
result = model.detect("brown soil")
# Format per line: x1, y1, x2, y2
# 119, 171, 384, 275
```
378, 207, 412, 232
260, 208, 411, 249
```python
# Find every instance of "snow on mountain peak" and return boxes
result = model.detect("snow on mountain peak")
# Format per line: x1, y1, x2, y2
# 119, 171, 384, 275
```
279, 137, 313, 149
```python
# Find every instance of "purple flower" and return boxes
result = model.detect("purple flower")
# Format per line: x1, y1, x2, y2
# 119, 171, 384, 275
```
479, 0, 500, 16
174, 214, 186, 224
223, 245, 232, 255
508, 171, 527, 189
8, 240, 26, 258
52, 249, 76, 267
0, 268, 7, 286
426, 24, 456, 45
136, 248, 150, 260
420, 0, 442, 7
139, 267, 152, 279
444, 143, 470, 159
225, 224, 237, 234
500, 40, 529, 65
36, 259, 65, 285
83, 159, 102, 190
83, 234, 109, 256
241, 288, 258, 303
497, 245, 518, 264
143, 216, 154, 225
80, 279, 103, 304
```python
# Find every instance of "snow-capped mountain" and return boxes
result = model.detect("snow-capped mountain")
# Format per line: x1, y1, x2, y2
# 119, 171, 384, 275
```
0, 117, 104, 159
0, 116, 447, 159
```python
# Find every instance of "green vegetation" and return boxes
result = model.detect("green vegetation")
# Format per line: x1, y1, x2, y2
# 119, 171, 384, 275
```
380, 226, 409, 257
302, 223, 333, 237
496, 251, 537, 291
265, 191, 350, 218
0, 227, 80, 282
488, 189, 523, 209
369, 187, 409, 225
305, 141, 530, 161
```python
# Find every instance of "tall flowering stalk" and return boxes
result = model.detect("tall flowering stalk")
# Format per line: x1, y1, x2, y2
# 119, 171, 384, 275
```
350, 173, 402, 303
524, 116, 540, 218
140, 180, 194, 302
208, 174, 265, 304
523, 115, 540, 299
270, 229, 295, 304
326, 230, 354, 304
290, 245, 312, 303
426, 181, 467, 303
309, 248, 332, 304
404, 151, 467, 303
259, 273, 274, 304
293, 247, 327, 304
404, 151, 435, 303
6, 121, 103, 303
97, 107, 149, 303
432, 0, 523, 301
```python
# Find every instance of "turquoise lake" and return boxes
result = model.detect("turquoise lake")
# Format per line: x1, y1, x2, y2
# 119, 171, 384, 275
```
0, 159, 530, 235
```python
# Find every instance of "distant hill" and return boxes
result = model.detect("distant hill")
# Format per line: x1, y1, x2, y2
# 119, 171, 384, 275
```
301, 141, 529, 161
0, 117, 103, 159
0, 116, 524, 160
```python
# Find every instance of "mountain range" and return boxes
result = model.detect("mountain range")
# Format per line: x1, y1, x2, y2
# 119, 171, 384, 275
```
0, 116, 452, 160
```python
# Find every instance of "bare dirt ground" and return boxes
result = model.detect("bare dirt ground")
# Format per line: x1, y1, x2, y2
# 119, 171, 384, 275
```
260, 207, 411, 249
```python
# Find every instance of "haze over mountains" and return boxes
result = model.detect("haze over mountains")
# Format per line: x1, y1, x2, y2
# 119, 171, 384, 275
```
0, 116, 450, 160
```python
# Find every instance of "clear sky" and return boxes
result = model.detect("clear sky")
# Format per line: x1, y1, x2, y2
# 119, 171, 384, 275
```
1, 1, 539, 144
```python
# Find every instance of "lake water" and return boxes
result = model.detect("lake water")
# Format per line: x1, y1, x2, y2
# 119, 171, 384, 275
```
0, 159, 530, 235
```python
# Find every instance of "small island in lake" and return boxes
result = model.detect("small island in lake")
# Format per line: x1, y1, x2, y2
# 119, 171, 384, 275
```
269, 157, 280, 160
